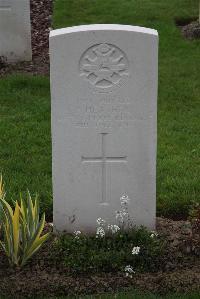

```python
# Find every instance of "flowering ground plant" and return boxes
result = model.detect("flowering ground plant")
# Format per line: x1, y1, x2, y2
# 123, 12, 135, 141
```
54, 225, 164, 274
54, 195, 164, 275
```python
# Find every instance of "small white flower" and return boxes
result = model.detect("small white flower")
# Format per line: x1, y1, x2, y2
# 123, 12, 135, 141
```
96, 226, 105, 238
150, 231, 158, 238
108, 224, 120, 234
124, 265, 135, 278
122, 209, 128, 216
96, 217, 106, 226
120, 195, 130, 206
74, 230, 81, 239
132, 246, 140, 255
74, 230, 81, 235
125, 265, 135, 273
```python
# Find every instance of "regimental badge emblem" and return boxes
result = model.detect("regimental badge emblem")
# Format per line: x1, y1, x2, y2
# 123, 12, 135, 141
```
79, 43, 129, 92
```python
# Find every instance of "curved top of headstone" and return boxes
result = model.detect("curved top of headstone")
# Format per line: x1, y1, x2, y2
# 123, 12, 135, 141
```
50, 24, 158, 38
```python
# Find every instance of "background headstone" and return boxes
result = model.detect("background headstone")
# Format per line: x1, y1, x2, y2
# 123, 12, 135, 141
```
50, 24, 158, 233
0, 0, 32, 62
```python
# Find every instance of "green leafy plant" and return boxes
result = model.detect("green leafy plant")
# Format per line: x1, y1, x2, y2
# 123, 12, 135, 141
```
54, 195, 164, 274
0, 177, 50, 267
54, 227, 164, 274
0, 175, 5, 229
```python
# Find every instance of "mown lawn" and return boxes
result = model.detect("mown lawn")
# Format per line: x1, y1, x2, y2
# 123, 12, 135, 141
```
0, 75, 52, 218
0, 0, 199, 219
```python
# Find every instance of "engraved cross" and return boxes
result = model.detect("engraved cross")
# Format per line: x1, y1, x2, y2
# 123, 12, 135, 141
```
82, 133, 127, 204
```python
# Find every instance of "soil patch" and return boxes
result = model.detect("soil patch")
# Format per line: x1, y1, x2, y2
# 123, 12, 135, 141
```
182, 21, 200, 40
175, 18, 200, 40
0, 0, 53, 77
0, 218, 199, 298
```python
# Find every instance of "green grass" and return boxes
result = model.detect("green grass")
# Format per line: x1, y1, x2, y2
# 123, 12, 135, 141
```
0, 0, 200, 219
0, 75, 52, 219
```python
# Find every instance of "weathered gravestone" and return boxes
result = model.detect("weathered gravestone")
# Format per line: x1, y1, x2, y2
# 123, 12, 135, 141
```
0, 0, 32, 62
50, 24, 158, 233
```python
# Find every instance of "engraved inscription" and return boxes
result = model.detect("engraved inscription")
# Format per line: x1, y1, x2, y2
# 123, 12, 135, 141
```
82, 133, 127, 204
73, 96, 144, 129
79, 43, 129, 92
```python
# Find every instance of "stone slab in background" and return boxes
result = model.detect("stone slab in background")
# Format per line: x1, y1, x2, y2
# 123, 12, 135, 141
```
0, 0, 32, 62
50, 24, 158, 233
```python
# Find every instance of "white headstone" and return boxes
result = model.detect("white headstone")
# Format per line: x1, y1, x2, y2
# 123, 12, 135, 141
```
0, 0, 32, 62
50, 24, 158, 233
